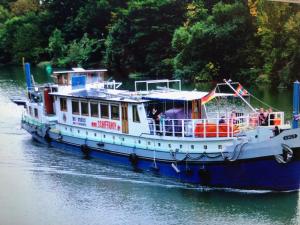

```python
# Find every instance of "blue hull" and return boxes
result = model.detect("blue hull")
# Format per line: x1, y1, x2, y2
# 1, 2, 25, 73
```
49, 139, 300, 192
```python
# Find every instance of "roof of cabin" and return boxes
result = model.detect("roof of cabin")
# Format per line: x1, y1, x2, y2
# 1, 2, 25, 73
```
50, 88, 148, 103
141, 90, 233, 101
53, 68, 107, 75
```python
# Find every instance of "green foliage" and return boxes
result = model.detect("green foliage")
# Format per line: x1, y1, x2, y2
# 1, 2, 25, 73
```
0, 0, 298, 87
105, 0, 186, 77
256, 0, 300, 87
58, 33, 99, 67
172, 1, 259, 83
47, 28, 65, 65
0, 13, 44, 64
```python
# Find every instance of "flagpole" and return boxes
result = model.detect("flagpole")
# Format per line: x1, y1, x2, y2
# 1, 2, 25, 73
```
223, 79, 256, 112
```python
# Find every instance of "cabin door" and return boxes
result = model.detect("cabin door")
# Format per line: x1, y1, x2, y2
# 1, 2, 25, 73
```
121, 103, 129, 134
191, 100, 201, 119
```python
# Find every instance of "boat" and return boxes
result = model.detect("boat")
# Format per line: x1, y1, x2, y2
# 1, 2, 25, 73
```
19, 63, 300, 192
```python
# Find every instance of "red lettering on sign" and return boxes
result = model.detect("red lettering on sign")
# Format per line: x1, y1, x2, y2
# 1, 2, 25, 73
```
91, 120, 118, 130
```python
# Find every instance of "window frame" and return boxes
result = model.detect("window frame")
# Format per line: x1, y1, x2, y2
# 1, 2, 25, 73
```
72, 100, 80, 115
100, 103, 109, 119
132, 105, 140, 123
60, 98, 67, 112
29, 106, 32, 116
110, 104, 120, 120
81, 101, 89, 116
34, 108, 38, 118
90, 102, 99, 118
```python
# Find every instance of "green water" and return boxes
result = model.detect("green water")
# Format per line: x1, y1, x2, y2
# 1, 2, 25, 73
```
0, 66, 299, 225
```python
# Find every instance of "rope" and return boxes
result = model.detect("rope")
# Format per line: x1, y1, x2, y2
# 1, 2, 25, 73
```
249, 93, 282, 112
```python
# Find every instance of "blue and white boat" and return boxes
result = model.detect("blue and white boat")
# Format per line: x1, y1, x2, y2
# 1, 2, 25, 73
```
20, 63, 300, 192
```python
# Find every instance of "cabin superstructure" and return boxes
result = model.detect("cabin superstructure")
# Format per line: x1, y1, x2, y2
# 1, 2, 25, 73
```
24, 68, 286, 141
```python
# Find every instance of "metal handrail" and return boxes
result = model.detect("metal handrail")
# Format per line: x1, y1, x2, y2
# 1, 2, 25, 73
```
146, 113, 284, 138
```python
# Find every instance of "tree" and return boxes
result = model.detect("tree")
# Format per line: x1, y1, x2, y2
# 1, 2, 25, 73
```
105, 0, 186, 77
47, 28, 65, 65
172, 1, 259, 83
256, 0, 300, 86
58, 33, 100, 67
10, 0, 39, 16
0, 13, 44, 64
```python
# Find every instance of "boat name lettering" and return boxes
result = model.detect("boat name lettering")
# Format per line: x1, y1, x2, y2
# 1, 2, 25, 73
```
91, 121, 120, 130
283, 134, 297, 140
72, 117, 86, 126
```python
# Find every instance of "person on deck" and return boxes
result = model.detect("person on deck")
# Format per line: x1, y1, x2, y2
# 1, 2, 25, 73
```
269, 108, 274, 125
150, 107, 161, 134
230, 111, 237, 124
258, 108, 266, 126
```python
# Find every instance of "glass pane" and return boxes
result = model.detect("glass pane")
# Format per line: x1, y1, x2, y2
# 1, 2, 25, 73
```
101, 104, 109, 118
81, 102, 89, 116
111, 105, 120, 120
34, 108, 38, 118
132, 105, 140, 122
90, 102, 99, 117
60, 98, 67, 111
72, 101, 79, 114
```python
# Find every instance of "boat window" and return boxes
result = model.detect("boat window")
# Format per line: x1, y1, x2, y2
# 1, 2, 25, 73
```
34, 108, 38, 118
81, 102, 89, 116
60, 98, 67, 112
90, 102, 99, 117
111, 104, 120, 120
100, 104, 109, 119
29, 106, 32, 115
72, 100, 79, 115
132, 105, 140, 123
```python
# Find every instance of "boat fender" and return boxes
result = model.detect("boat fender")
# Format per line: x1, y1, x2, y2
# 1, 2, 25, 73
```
185, 168, 193, 176
198, 168, 210, 186
171, 163, 180, 173
44, 129, 51, 143
81, 144, 90, 157
97, 142, 105, 147
275, 144, 293, 164
129, 153, 138, 166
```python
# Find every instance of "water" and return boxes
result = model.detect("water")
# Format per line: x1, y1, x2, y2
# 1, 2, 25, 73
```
0, 66, 299, 225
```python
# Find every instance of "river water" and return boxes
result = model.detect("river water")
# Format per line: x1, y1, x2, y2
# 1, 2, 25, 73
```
0, 66, 299, 225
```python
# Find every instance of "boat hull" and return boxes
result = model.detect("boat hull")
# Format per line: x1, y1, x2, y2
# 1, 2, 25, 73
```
22, 122, 300, 192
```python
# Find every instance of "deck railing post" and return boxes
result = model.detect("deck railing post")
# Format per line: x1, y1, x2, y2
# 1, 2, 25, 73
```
172, 120, 175, 137
192, 120, 195, 138
293, 81, 299, 129
216, 118, 219, 138
181, 120, 184, 137
204, 119, 206, 138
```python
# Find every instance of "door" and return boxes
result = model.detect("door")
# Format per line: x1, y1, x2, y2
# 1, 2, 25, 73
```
121, 103, 129, 134
192, 100, 201, 119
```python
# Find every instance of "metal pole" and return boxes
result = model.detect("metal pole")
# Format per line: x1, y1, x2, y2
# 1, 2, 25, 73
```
292, 81, 299, 129
223, 79, 256, 112
24, 63, 32, 90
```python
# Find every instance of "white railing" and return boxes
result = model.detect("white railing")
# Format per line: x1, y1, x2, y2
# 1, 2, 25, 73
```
135, 79, 181, 92
147, 112, 285, 138
148, 117, 244, 138
249, 112, 284, 127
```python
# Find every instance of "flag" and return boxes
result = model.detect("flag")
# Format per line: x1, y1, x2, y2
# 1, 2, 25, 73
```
234, 84, 249, 96
201, 88, 216, 105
